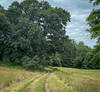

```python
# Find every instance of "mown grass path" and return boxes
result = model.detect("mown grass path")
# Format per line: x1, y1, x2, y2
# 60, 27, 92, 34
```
16, 80, 34, 92
1, 67, 100, 92
45, 77, 50, 92
24, 73, 48, 92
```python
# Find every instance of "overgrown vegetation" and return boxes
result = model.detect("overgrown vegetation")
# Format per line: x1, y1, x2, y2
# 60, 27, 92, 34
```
0, 0, 94, 69
0, 0, 100, 71
0, 66, 44, 91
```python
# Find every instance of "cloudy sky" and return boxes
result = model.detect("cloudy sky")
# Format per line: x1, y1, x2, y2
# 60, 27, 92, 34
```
0, 0, 97, 47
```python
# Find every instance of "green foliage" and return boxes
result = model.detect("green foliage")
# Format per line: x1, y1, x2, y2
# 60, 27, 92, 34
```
82, 46, 100, 69
82, 0, 100, 69
89, 0, 100, 5
87, 0, 100, 50
0, 12, 12, 60
0, 0, 72, 68
60, 38, 77, 67
52, 52, 62, 67
86, 9, 100, 43
0, 0, 94, 69
83, 51, 100, 69
73, 42, 91, 68
0, 5, 5, 13
6, 1, 21, 24
22, 56, 40, 69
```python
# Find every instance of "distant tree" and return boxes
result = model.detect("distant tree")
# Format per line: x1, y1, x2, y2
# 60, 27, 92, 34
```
60, 37, 77, 67
83, 51, 100, 69
73, 42, 91, 68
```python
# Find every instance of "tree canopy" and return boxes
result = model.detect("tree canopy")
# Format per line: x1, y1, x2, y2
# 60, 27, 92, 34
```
0, 0, 94, 69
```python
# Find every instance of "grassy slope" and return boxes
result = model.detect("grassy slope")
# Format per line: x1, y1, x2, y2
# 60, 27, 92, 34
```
0, 64, 100, 92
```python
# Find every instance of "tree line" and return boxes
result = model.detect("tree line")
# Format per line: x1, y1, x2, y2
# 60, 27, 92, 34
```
83, 0, 100, 69
0, 0, 99, 69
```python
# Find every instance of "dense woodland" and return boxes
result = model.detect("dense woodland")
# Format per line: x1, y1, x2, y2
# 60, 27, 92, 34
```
0, 0, 100, 69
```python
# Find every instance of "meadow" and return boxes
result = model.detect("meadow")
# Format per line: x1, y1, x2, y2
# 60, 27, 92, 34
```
0, 66, 100, 92
48, 67, 100, 92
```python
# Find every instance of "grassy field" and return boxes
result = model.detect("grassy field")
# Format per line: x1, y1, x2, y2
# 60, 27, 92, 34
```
0, 65, 45, 92
0, 65, 100, 92
50, 67, 100, 92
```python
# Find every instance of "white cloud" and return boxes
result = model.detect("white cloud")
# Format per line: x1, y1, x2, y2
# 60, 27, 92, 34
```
52, 0, 64, 2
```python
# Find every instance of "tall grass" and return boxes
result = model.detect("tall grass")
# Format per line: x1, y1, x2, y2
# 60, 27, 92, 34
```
0, 65, 100, 92
0, 66, 42, 91
48, 73, 75, 92
55, 67, 100, 92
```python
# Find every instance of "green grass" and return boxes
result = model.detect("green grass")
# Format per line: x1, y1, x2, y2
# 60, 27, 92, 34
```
0, 65, 100, 92
48, 73, 75, 92
54, 67, 100, 92
0, 66, 43, 92
0, 62, 23, 69
33, 75, 48, 92
16, 80, 34, 92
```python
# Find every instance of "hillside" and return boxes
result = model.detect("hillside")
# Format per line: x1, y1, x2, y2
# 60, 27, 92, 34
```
0, 66, 100, 92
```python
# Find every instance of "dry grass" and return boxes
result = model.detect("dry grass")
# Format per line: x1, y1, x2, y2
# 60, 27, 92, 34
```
48, 73, 75, 92
55, 67, 100, 92
0, 66, 43, 92
0, 66, 100, 92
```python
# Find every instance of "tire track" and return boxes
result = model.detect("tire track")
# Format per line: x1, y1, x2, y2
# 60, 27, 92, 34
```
24, 73, 48, 92
45, 78, 50, 92
0, 73, 43, 92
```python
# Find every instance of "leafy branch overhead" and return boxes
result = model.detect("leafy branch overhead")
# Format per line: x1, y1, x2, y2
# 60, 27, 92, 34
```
89, 0, 100, 5
87, 0, 100, 44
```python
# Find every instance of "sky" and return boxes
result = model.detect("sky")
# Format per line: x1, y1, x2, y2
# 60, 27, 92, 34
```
0, 0, 97, 47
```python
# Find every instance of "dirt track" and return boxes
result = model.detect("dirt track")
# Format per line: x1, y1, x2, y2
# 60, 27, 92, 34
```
45, 78, 50, 92
25, 73, 48, 92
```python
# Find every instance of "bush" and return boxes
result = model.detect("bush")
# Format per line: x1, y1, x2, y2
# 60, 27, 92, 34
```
22, 56, 43, 70
83, 51, 100, 69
